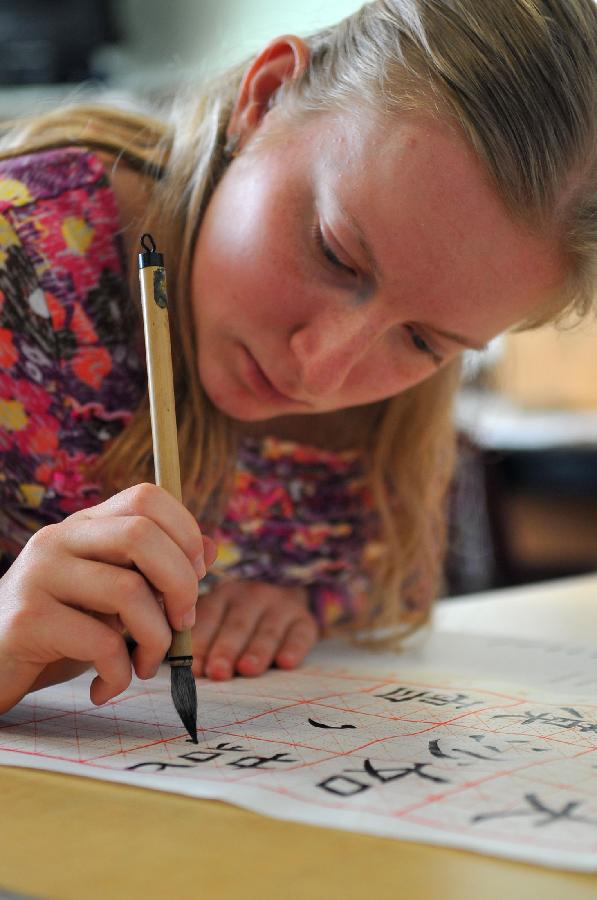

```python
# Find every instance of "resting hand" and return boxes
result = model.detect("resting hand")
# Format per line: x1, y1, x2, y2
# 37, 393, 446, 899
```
190, 580, 320, 680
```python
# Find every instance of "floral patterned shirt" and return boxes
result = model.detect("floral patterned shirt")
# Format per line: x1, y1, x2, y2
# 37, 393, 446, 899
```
0, 147, 386, 629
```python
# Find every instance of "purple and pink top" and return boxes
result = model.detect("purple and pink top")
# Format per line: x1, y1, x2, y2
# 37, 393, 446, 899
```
0, 147, 425, 631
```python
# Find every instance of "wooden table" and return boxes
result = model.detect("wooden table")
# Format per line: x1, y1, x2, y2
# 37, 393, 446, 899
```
1, 574, 596, 900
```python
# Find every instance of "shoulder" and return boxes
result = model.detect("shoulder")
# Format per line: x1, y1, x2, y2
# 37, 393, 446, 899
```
0, 146, 127, 324
0, 145, 150, 246
0, 146, 124, 286
0, 146, 109, 211
93, 149, 148, 200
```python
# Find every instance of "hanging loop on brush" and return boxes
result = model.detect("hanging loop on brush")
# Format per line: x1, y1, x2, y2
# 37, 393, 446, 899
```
138, 232, 163, 269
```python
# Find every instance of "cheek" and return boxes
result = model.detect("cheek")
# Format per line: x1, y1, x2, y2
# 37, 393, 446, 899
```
193, 203, 305, 337
341, 343, 440, 405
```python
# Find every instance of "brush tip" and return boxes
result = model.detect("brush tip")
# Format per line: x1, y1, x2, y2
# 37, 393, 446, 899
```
170, 664, 198, 743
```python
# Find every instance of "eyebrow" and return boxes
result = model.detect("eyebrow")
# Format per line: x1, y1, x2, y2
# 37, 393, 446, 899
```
336, 199, 488, 354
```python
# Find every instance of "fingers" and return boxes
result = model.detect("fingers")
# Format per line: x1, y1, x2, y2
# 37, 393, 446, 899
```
202, 590, 267, 680
39, 555, 172, 680
191, 583, 319, 681
44, 604, 133, 705
72, 483, 210, 577
54, 514, 200, 632
190, 592, 227, 678
237, 609, 319, 676
234, 607, 298, 677
274, 617, 319, 670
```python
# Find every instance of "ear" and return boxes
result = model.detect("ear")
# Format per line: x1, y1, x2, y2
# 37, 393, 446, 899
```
227, 36, 310, 147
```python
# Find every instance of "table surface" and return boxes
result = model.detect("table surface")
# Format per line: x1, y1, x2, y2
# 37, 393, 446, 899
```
2, 573, 597, 900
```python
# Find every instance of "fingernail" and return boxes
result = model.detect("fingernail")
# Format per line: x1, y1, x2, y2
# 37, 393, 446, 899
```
193, 555, 207, 578
208, 658, 231, 678
181, 610, 196, 630
278, 651, 296, 667
241, 654, 259, 669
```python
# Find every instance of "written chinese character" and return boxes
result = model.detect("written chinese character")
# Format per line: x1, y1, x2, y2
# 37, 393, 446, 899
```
472, 793, 597, 829
375, 686, 481, 709
493, 709, 597, 733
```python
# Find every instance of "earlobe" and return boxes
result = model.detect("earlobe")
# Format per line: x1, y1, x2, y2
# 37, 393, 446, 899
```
227, 35, 310, 148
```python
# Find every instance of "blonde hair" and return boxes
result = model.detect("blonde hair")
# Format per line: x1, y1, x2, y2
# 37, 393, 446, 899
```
1, 1, 596, 641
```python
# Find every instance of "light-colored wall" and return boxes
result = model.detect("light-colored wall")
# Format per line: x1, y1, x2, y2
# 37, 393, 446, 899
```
116, 0, 362, 80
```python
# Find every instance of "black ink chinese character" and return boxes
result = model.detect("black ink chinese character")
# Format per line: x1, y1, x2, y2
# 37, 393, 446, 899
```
472, 793, 597, 829
308, 718, 356, 730
179, 743, 246, 764
228, 752, 296, 769
493, 709, 597, 733
127, 760, 194, 772
318, 775, 369, 796
375, 686, 480, 709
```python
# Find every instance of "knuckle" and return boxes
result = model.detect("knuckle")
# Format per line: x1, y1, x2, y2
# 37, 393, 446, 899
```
99, 628, 125, 659
127, 482, 161, 514
111, 568, 148, 601
4, 598, 38, 634
209, 635, 236, 657
257, 623, 282, 643
225, 608, 252, 632
25, 523, 60, 554
121, 515, 154, 546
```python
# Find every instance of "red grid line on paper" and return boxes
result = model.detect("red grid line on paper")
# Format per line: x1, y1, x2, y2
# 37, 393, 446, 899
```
1, 666, 596, 849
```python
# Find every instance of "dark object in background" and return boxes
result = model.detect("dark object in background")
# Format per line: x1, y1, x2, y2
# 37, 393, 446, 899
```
0, 0, 119, 85
483, 445, 597, 588
445, 438, 597, 597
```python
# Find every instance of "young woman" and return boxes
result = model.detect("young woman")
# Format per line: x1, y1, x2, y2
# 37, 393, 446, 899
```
0, 0, 595, 712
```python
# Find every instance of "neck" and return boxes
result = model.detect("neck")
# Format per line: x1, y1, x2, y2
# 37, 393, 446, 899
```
235, 403, 385, 451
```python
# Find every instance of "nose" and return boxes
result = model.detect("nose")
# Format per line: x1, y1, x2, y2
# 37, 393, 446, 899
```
289, 305, 388, 398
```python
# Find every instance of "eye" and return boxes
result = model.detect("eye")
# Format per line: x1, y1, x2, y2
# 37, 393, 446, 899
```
404, 325, 443, 366
312, 222, 358, 277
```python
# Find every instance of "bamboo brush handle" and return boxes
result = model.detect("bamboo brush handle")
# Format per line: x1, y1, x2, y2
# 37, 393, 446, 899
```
138, 246, 193, 662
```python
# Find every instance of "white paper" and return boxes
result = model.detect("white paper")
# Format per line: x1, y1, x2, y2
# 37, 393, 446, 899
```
1, 634, 596, 872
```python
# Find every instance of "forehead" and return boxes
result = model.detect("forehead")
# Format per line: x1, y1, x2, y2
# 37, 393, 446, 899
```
307, 109, 565, 338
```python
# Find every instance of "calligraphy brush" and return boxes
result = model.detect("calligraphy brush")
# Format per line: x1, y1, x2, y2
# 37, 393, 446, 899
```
138, 232, 198, 743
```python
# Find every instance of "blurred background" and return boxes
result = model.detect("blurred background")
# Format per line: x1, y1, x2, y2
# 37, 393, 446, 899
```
2, 0, 597, 598
0, 0, 361, 106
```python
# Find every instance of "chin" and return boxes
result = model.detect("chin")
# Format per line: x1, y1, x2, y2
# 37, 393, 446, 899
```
200, 378, 271, 421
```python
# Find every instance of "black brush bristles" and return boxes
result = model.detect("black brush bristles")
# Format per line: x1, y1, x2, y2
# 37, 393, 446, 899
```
170, 663, 198, 743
